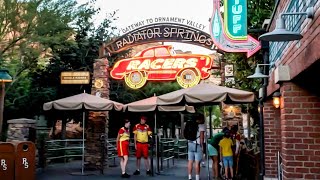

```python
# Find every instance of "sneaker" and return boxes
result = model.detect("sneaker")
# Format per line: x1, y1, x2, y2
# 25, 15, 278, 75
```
146, 170, 152, 175
133, 170, 140, 175
121, 173, 130, 178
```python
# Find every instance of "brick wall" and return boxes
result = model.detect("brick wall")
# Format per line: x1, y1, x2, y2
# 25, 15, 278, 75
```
264, 100, 281, 178
280, 82, 320, 180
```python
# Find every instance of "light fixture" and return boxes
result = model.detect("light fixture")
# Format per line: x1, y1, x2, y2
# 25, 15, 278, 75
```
273, 92, 281, 108
0, 69, 13, 138
259, 7, 314, 41
247, 64, 270, 79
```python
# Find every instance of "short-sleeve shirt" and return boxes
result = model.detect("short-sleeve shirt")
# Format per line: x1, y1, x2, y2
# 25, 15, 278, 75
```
219, 137, 233, 157
192, 124, 206, 144
209, 132, 224, 149
118, 127, 130, 142
133, 124, 152, 143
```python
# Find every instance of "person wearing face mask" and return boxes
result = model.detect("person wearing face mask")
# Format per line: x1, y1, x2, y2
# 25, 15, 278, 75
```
116, 119, 131, 178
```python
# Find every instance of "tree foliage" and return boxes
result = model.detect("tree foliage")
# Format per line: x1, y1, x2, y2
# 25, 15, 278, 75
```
221, 0, 274, 124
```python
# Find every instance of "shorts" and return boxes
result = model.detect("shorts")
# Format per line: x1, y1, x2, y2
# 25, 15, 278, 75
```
136, 142, 149, 159
117, 140, 129, 157
208, 144, 218, 156
188, 142, 202, 162
223, 156, 233, 167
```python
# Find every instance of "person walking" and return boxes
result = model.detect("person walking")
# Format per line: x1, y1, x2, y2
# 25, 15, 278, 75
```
185, 114, 205, 180
219, 130, 234, 180
133, 116, 152, 176
116, 119, 131, 178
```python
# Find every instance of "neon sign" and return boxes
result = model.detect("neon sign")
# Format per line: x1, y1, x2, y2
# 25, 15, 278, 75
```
224, 0, 247, 40
210, 0, 261, 58
110, 45, 216, 89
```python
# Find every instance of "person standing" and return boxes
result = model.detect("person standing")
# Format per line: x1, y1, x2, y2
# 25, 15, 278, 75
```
185, 114, 205, 180
133, 116, 152, 176
219, 130, 234, 180
116, 119, 131, 178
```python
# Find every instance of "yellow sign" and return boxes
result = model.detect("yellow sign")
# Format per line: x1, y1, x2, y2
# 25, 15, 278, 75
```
94, 79, 104, 88
60, 71, 90, 84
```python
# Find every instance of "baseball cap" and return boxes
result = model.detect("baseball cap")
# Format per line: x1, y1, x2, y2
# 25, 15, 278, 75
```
141, 116, 147, 120
124, 119, 130, 123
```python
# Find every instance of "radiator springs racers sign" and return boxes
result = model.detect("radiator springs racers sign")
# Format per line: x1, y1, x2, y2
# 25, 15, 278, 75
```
110, 45, 216, 89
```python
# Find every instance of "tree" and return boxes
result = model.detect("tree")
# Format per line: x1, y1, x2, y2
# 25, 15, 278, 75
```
2, 0, 115, 119
221, 0, 275, 123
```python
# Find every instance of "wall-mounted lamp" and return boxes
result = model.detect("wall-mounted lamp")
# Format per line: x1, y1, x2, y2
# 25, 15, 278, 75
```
247, 64, 271, 79
272, 92, 281, 108
259, 7, 314, 42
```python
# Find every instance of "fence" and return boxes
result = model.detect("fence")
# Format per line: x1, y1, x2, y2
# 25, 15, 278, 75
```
159, 138, 175, 171
174, 139, 188, 159
46, 139, 84, 163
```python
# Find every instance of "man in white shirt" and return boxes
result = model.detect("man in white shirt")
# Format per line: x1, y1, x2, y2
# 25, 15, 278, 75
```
187, 115, 205, 180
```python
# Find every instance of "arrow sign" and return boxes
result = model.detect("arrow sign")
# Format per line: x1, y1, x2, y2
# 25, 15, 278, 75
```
210, 0, 261, 58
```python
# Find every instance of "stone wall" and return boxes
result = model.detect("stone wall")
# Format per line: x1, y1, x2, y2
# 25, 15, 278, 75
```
84, 58, 109, 170
7, 118, 36, 142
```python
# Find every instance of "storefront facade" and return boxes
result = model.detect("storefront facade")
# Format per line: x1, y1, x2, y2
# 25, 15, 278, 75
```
263, 0, 320, 179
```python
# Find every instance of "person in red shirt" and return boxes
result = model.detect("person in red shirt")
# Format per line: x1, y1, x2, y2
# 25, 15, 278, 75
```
116, 119, 131, 178
133, 116, 152, 176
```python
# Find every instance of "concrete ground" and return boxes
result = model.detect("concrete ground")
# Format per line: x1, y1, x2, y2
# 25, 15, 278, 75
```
37, 157, 214, 180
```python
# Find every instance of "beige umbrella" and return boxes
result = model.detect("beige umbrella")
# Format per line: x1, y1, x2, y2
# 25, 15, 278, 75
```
124, 96, 195, 112
43, 92, 124, 176
124, 95, 194, 174
43, 92, 124, 111
157, 82, 255, 105
156, 82, 254, 179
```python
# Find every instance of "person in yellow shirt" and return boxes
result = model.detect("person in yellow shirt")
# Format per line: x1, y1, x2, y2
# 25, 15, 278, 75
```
133, 116, 152, 176
219, 130, 234, 180
116, 119, 131, 178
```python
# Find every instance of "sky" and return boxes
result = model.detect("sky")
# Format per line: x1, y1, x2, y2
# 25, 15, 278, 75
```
77, 0, 216, 54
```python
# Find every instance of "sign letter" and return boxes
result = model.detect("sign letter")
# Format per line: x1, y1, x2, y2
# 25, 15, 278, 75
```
22, 158, 29, 169
1, 159, 7, 170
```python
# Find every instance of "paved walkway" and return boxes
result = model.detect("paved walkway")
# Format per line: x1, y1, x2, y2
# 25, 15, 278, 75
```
37, 157, 213, 180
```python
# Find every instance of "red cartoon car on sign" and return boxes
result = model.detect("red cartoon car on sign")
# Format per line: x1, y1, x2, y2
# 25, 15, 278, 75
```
110, 45, 215, 89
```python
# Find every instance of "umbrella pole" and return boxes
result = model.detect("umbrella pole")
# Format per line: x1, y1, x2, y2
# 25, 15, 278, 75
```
82, 111, 85, 175
155, 112, 159, 174
204, 106, 210, 180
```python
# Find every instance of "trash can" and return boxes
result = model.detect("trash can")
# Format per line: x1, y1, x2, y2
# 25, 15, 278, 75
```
14, 141, 36, 180
0, 142, 15, 180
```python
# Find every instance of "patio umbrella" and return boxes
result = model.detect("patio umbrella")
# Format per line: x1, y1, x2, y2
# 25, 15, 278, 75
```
124, 95, 195, 175
43, 92, 124, 175
156, 82, 255, 180
157, 82, 255, 105
124, 96, 195, 112
43, 92, 123, 111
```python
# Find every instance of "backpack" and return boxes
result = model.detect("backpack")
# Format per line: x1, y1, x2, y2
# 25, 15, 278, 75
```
184, 120, 199, 141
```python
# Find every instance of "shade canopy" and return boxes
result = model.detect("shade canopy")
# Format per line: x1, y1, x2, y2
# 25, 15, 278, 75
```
124, 96, 195, 113
43, 93, 124, 111
157, 82, 255, 105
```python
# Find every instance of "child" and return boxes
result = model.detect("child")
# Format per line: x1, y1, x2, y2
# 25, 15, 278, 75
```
219, 130, 234, 180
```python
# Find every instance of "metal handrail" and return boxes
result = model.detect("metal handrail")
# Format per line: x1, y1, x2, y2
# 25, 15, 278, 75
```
45, 139, 85, 163
159, 139, 175, 171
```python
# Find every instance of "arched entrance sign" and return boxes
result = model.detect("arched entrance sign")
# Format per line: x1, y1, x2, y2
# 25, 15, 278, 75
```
104, 22, 215, 54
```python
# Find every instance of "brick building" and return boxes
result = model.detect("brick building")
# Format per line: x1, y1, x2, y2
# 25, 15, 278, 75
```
263, 0, 320, 179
